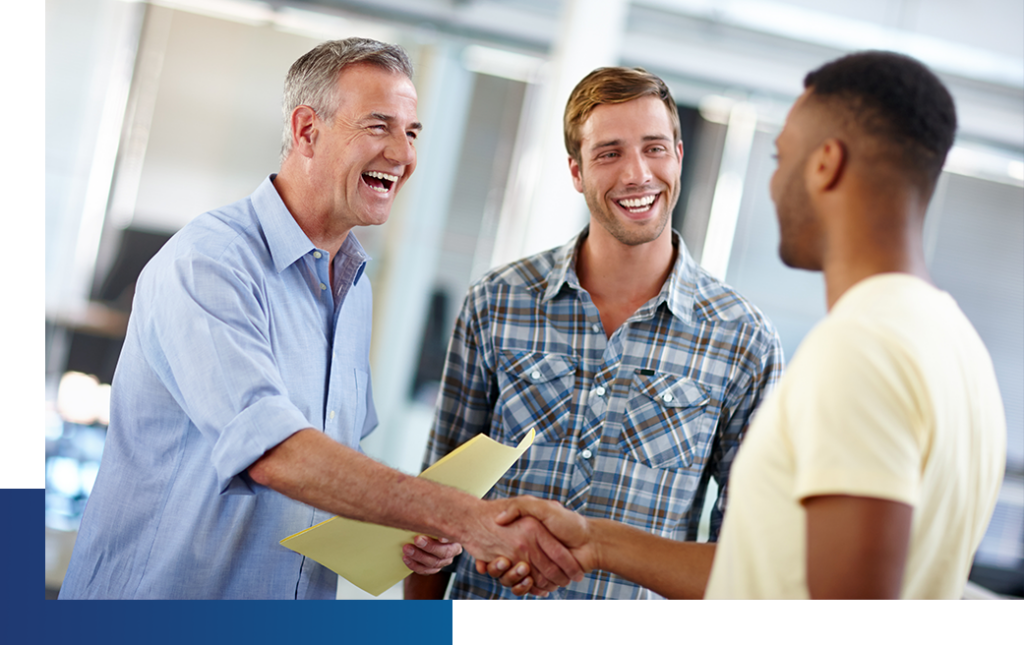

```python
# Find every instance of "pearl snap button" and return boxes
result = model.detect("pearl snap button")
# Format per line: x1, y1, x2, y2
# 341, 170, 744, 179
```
581, 449, 593, 460
531, 370, 541, 380
662, 392, 673, 403
595, 385, 606, 397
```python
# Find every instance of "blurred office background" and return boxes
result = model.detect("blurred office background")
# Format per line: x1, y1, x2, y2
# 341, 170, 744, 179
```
44, 0, 1022, 599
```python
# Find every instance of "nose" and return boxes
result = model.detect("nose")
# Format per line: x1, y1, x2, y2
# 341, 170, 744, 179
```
622, 149, 653, 185
385, 131, 416, 167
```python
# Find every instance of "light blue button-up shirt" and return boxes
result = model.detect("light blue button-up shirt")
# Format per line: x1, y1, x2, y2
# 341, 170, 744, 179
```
60, 176, 378, 599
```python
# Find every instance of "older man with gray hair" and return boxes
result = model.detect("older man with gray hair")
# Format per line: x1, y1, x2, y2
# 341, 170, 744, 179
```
60, 37, 581, 600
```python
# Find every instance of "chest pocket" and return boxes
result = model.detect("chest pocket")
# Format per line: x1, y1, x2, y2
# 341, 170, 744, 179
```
620, 370, 719, 469
496, 350, 577, 444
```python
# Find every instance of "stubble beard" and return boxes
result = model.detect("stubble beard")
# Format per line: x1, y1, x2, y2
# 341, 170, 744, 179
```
582, 180, 676, 247
775, 170, 821, 271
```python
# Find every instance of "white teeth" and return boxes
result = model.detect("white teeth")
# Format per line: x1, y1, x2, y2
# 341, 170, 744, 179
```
618, 194, 657, 210
363, 171, 398, 193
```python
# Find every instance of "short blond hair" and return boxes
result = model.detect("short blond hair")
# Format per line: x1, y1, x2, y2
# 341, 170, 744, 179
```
563, 66, 681, 164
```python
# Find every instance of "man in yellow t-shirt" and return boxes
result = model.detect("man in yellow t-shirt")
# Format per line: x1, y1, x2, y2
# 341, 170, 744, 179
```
702, 272, 1006, 598
476, 50, 1006, 599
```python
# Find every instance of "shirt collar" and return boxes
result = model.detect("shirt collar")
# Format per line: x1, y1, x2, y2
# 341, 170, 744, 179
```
541, 226, 700, 323
541, 228, 589, 303
252, 175, 370, 286
660, 231, 699, 323
252, 175, 316, 274
334, 233, 370, 288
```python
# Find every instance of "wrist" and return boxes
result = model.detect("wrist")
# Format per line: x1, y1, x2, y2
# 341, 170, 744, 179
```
587, 517, 617, 573
440, 495, 491, 551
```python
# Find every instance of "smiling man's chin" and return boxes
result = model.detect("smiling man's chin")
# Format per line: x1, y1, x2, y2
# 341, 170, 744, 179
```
598, 209, 670, 246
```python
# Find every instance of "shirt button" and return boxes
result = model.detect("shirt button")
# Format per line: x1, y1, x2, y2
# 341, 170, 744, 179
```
320, 283, 327, 291
313, 251, 322, 259
580, 448, 593, 460
591, 323, 600, 333
594, 385, 606, 397
662, 392, 673, 403
530, 370, 541, 380
329, 410, 335, 420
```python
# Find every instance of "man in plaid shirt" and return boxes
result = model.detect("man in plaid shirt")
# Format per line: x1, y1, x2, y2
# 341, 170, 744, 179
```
405, 66, 784, 599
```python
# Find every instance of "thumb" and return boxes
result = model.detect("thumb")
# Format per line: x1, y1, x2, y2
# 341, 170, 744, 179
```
494, 504, 524, 526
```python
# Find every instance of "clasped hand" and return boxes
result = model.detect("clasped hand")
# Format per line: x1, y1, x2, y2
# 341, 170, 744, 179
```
474, 496, 595, 597
403, 496, 590, 597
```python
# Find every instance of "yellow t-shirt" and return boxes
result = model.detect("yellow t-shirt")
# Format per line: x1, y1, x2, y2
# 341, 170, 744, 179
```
704, 274, 1006, 599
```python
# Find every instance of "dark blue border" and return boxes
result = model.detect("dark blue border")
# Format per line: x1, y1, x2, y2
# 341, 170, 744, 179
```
10, 490, 452, 644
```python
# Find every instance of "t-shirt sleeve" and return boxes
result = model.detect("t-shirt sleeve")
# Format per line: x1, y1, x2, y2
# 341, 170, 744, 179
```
787, 320, 929, 506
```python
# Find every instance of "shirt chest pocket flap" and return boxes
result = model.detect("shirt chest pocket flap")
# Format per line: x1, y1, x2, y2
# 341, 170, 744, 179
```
496, 350, 577, 444
621, 370, 717, 470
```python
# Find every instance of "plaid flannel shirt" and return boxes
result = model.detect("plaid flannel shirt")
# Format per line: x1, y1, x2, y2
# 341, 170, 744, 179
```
423, 228, 784, 599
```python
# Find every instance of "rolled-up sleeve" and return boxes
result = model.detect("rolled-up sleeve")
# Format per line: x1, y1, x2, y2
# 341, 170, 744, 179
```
138, 251, 312, 494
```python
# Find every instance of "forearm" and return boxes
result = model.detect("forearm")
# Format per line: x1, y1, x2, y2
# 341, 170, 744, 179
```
249, 429, 583, 589
590, 518, 716, 599
248, 429, 484, 543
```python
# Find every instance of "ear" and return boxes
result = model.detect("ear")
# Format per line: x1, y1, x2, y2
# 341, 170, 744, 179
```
290, 105, 318, 158
569, 156, 584, 194
676, 140, 684, 161
806, 137, 846, 192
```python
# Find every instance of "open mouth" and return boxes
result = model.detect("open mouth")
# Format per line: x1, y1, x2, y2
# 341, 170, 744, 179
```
616, 193, 658, 214
362, 171, 398, 194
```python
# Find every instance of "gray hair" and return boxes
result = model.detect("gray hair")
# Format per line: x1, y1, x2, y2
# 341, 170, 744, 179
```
280, 37, 413, 162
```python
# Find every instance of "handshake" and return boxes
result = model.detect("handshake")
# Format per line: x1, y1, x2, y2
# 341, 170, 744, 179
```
404, 496, 598, 597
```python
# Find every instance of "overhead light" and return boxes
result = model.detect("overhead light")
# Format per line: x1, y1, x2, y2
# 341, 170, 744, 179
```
698, 95, 735, 125
945, 146, 1024, 187
462, 45, 546, 83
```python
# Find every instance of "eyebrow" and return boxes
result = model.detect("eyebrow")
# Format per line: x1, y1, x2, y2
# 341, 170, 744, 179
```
370, 112, 423, 132
591, 134, 671, 149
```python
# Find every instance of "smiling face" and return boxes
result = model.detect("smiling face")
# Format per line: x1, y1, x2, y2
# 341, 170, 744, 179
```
312, 63, 420, 229
570, 95, 682, 247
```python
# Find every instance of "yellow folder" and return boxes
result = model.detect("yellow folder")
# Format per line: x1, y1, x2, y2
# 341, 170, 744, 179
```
279, 429, 535, 596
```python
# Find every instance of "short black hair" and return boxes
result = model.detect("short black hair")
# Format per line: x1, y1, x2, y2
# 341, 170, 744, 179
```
804, 50, 956, 192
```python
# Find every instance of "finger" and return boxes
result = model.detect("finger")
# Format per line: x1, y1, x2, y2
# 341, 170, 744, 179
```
494, 505, 522, 526
498, 562, 530, 588
494, 495, 545, 525
535, 526, 585, 582
485, 557, 512, 579
530, 570, 558, 593
510, 576, 533, 597
475, 560, 487, 575
402, 544, 444, 571
526, 536, 570, 588
402, 551, 442, 575
413, 536, 463, 560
